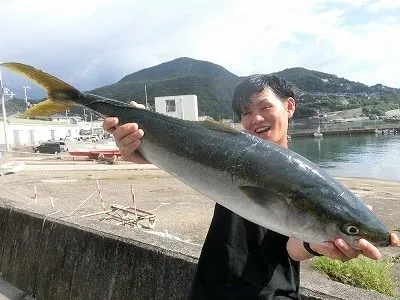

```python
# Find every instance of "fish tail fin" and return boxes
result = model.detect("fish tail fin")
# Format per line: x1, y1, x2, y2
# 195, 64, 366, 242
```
0, 62, 80, 117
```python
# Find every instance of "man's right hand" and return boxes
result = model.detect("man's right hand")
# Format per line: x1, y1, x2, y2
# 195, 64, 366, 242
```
102, 117, 149, 164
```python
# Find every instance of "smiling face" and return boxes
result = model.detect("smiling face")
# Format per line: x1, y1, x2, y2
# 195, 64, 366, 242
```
240, 87, 295, 148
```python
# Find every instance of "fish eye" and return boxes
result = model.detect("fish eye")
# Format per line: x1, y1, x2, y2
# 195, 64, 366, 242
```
344, 225, 360, 235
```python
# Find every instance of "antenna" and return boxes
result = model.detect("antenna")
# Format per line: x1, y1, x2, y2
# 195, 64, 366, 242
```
23, 85, 31, 111
0, 68, 15, 151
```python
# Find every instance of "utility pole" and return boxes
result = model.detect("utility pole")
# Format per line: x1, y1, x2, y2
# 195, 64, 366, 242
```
0, 69, 15, 151
90, 112, 93, 135
145, 84, 148, 109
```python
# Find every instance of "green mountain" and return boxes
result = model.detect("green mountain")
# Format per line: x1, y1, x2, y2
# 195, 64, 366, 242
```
272, 67, 399, 95
119, 57, 239, 84
91, 57, 242, 118
91, 58, 399, 119
3, 57, 399, 119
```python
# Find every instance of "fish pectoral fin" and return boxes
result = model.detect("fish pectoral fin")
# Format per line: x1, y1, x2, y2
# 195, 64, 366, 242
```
239, 185, 285, 206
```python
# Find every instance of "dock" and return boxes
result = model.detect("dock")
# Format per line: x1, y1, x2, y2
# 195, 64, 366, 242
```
289, 124, 400, 137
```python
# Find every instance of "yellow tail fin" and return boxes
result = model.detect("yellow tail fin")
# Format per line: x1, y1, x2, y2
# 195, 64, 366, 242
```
0, 62, 78, 117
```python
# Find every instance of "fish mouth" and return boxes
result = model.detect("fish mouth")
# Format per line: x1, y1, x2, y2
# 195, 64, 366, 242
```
371, 235, 392, 247
351, 234, 391, 248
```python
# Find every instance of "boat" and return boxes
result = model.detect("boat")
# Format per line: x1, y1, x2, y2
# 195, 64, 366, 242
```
313, 125, 323, 138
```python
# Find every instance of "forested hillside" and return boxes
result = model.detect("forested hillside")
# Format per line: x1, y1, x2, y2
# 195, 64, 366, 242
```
3, 57, 399, 120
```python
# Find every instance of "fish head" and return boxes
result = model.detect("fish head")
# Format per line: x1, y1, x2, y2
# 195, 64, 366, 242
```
296, 185, 391, 248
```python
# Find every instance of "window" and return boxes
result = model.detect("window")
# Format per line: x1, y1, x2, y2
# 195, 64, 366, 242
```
166, 99, 176, 112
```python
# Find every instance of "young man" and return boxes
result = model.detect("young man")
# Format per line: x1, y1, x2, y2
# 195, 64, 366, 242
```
103, 74, 399, 299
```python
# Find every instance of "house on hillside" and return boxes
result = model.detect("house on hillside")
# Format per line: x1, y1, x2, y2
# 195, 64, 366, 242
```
386, 109, 400, 117
154, 95, 198, 121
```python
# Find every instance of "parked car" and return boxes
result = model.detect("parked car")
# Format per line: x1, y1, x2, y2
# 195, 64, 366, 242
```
91, 134, 100, 142
34, 142, 68, 154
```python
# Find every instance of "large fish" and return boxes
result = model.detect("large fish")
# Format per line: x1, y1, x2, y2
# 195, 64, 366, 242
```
0, 62, 390, 247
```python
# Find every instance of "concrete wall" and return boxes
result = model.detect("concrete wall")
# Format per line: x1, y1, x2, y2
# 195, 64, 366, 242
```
0, 203, 198, 300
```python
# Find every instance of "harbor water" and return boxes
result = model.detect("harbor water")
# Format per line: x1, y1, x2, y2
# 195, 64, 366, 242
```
289, 132, 400, 182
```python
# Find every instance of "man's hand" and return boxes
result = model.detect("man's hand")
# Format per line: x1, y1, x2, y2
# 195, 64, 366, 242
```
102, 101, 150, 163
310, 232, 399, 261
287, 233, 399, 262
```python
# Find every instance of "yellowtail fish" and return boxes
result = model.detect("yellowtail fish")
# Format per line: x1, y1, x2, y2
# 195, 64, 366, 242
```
0, 62, 390, 247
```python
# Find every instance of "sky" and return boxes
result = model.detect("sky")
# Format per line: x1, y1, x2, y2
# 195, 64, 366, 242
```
0, 0, 399, 99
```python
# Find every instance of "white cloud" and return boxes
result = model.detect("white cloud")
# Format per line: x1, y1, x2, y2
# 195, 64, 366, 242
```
0, 0, 399, 97
367, 0, 400, 11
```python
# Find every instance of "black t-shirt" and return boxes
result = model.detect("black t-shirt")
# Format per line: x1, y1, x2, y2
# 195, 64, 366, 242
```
190, 204, 300, 300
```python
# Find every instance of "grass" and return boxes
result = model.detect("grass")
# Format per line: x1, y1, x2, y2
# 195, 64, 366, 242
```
312, 256, 399, 298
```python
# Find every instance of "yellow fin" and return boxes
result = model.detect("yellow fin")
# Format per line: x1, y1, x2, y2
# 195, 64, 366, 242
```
21, 98, 76, 118
0, 62, 76, 91
1, 62, 79, 117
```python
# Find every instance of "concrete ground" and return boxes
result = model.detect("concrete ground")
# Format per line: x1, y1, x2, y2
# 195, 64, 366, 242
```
1, 154, 399, 299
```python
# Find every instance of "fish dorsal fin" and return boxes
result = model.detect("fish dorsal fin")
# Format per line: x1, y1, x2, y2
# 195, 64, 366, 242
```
200, 120, 241, 134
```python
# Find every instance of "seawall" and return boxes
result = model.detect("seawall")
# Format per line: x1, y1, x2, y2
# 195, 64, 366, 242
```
0, 201, 198, 300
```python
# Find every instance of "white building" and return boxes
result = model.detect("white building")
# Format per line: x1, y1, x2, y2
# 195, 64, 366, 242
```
0, 116, 104, 150
154, 95, 198, 121
0, 116, 78, 150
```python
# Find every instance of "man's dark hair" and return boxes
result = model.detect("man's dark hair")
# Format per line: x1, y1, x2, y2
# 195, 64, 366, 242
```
232, 74, 295, 120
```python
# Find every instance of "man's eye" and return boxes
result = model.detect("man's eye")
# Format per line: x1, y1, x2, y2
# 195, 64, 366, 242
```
241, 111, 250, 117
